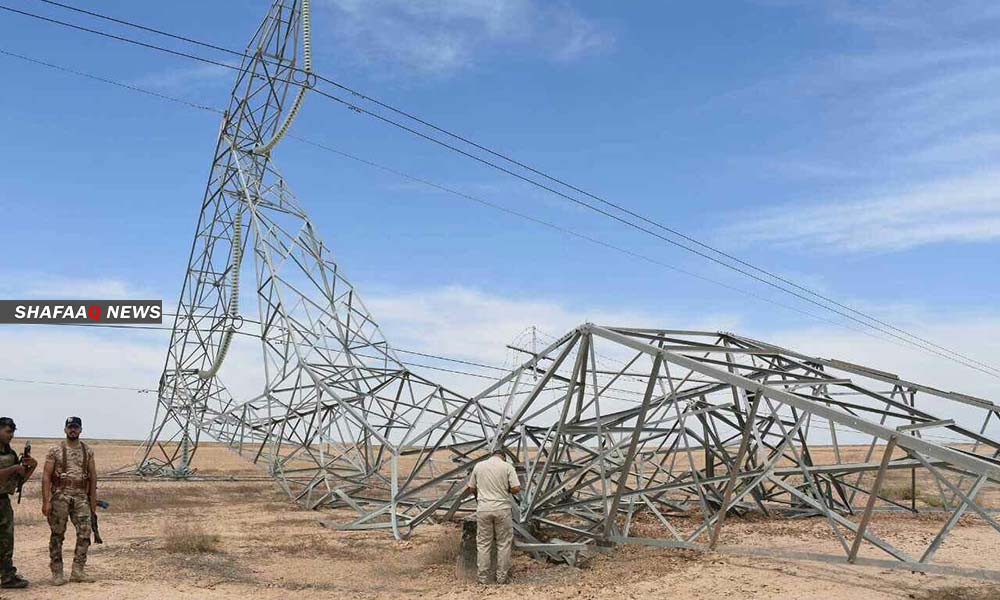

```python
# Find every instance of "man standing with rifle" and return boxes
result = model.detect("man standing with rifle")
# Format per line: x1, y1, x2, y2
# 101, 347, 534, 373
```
0, 417, 38, 589
42, 417, 97, 586
16, 442, 31, 505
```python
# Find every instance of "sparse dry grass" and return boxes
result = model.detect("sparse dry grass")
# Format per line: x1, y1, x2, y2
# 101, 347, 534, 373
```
417, 530, 461, 566
921, 494, 948, 508
374, 530, 462, 581
102, 481, 285, 514
882, 482, 918, 501
162, 521, 221, 554
920, 585, 1000, 600
878, 477, 965, 510
104, 485, 208, 513
266, 534, 342, 557
0, 438, 997, 599
14, 511, 42, 527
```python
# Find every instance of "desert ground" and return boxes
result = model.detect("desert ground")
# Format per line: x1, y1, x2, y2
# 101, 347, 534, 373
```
2, 438, 1000, 600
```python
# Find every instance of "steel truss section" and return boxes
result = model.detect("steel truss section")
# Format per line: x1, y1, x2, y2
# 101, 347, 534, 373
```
331, 325, 1000, 572
138, 0, 310, 477
137, 0, 1000, 577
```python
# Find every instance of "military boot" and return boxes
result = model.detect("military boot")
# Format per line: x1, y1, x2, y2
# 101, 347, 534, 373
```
51, 570, 66, 586
1, 573, 29, 589
69, 567, 94, 583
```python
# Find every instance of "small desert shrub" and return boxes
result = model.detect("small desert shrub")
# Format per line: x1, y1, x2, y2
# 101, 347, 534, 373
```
921, 494, 948, 509
881, 481, 919, 501
162, 522, 221, 554
386, 531, 462, 579
267, 535, 341, 556
105, 486, 208, 513
418, 531, 461, 566
920, 585, 1000, 600
104, 482, 284, 514
14, 512, 42, 527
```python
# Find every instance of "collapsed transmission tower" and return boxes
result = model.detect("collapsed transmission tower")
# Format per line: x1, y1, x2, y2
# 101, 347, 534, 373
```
138, 0, 1000, 576
136, 0, 487, 522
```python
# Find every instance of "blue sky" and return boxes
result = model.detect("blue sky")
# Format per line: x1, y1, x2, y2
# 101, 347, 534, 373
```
1, 0, 999, 439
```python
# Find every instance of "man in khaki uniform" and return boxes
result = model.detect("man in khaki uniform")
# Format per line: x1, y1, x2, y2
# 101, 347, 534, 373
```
465, 449, 521, 584
0, 417, 37, 589
42, 417, 97, 585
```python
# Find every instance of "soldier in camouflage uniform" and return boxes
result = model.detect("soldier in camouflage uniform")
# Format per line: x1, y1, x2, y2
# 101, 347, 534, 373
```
42, 417, 97, 586
0, 417, 38, 589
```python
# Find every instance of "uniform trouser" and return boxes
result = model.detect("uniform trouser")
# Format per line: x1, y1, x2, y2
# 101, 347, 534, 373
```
48, 492, 91, 574
0, 494, 14, 581
476, 509, 513, 583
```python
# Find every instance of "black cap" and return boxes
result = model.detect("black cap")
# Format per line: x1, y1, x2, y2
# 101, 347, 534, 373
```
0, 417, 15, 431
65, 416, 82, 427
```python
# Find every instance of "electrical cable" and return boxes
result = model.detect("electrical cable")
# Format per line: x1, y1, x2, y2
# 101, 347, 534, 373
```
0, 5, 996, 377
0, 376, 149, 392
22, 0, 989, 376
2, 40, 995, 378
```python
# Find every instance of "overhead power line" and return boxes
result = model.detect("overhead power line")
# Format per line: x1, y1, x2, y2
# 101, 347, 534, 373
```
0, 48, 221, 113
16, 0, 996, 378
0, 46, 943, 362
0, 48, 895, 337
1, 2, 998, 380
32, 0, 242, 58
0, 3, 239, 72
0, 376, 150, 392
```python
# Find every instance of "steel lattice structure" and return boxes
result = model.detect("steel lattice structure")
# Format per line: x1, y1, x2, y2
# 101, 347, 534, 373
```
138, 0, 1000, 577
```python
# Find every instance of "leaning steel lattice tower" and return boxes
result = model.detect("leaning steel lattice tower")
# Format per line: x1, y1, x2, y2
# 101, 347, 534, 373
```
138, 0, 314, 478
136, 0, 487, 527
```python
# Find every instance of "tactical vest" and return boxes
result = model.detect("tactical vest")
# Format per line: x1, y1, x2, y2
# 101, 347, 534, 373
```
53, 441, 90, 493
0, 447, 19, 495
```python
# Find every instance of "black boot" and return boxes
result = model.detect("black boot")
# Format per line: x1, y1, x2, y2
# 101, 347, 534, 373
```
1, 573, 30, 588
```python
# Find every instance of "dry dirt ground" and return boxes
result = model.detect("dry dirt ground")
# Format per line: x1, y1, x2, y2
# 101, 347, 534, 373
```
2, 439, 1000, 600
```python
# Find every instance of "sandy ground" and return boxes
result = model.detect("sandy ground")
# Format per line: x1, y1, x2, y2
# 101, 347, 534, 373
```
1, 439, 999, 600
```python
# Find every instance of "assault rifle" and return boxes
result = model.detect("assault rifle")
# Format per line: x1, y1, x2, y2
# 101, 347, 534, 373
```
15, 441, 30, 504
92, 499, 109, 544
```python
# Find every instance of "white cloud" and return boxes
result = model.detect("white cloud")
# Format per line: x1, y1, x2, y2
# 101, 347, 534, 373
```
0, 282, 736, 437
319, 0, 614, 76
820, 1, 1000, 34
905, 132, 1000, 164
546, 6, 615, 62
759, 316, 1000, 436
366, 284, 738, 365
0, 273, 157, 299
363, 287, 1000, 415
0, 320, 267, 442
2, 281, 997, 444
130, 64, 231, 92
722, 170, 1000, 253
720, 2, 1000, 255
0, 328, 165, 440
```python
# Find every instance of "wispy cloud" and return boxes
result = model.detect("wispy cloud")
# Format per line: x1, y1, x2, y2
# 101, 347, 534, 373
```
3, 276, 997, 439
905, 132, 1000, 165
319, 0, 614, 76
129, 63, 231, 93
367, 284, 738, 364
723, 170, 1000, 253
821, 0, 1000, 34
0, 327, 166, 440
0, 273, 158, 299
718, 1, 1000, 253
762, 314, 1000, 411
